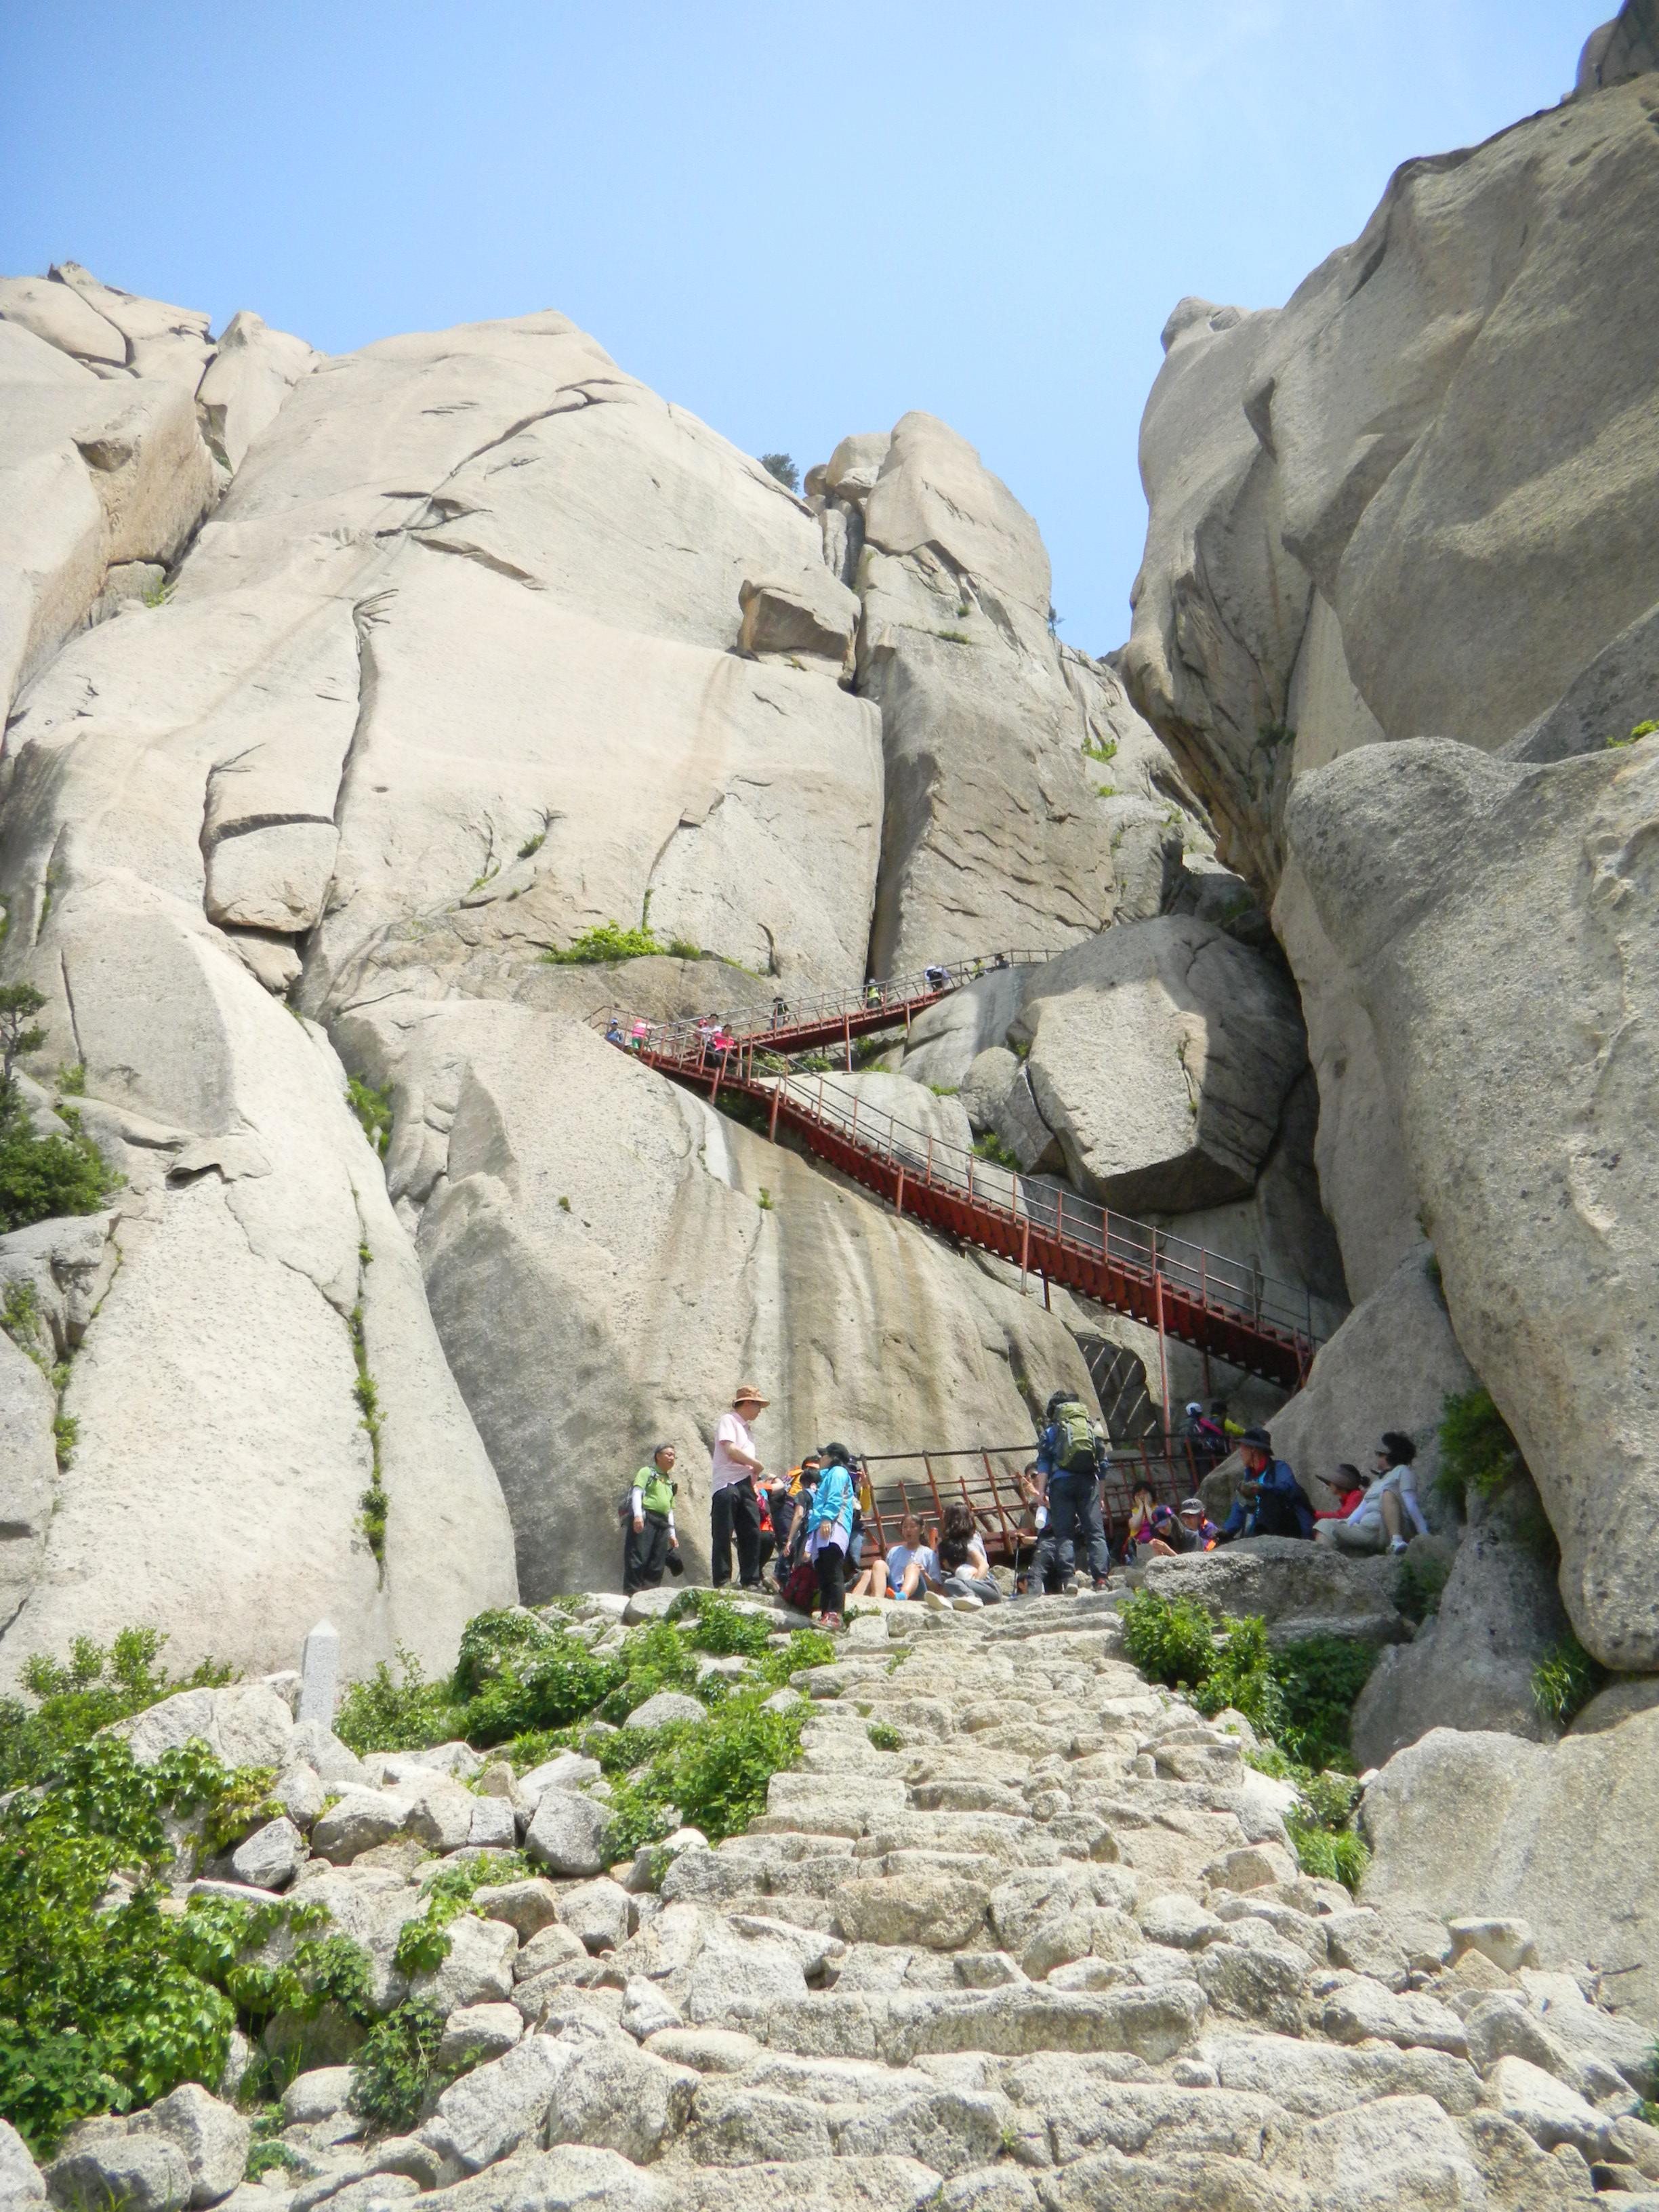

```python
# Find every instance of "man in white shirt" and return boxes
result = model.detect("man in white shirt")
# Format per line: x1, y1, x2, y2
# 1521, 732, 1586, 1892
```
710, 1383, 769, 1589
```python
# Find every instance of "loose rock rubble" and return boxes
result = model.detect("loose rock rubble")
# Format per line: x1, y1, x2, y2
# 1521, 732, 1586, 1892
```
30, 1594, 1659, 2211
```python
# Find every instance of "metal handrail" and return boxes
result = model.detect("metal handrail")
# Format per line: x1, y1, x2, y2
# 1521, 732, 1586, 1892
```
650, 1041, 1317, 1348
588, 947, 1053, 1053
855, 1439, 1213, 1561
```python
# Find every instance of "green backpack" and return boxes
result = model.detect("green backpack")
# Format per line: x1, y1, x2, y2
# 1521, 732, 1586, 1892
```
1052, 1401, 1099, 1475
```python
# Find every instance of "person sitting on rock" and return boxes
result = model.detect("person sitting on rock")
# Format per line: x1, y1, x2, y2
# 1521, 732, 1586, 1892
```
1215, 1429, 1314, 1542
622, 1443, 683, 1594
1314, 1462, 1367, 1519
926, 1500, 1001, 1610
886, 1513, 939, 1601
1123, 1481, 1159, 1561
1318, 1431, 1425, 1555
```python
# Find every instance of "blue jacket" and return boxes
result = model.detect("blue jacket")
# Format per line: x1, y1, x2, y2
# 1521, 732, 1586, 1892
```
808, 1463, 857, 1538
1036, 1420, 1103, 1481
1220, 1458, 1310, 1539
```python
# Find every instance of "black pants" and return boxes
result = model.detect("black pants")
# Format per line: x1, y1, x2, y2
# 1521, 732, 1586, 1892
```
1036, 1475, 1111, 1586
623, 1510, 673, 1595
710, 1481, 762, 1587
815, 1541, 846, 1617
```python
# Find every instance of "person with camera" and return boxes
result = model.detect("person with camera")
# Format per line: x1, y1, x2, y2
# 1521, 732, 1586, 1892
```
622, 1442, 685, 1593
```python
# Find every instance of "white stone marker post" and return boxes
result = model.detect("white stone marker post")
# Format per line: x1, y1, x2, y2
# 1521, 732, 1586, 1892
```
298, 1619, 340, 1728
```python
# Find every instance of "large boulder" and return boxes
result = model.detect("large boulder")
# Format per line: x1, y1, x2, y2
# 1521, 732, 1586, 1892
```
1138, 1538, 1406, 1645
194, 308, 315, 472
855, 412, 1202, 974
1288, 736, 1659, 1671
1010, 918, 1308, 1213
1351, 1478, 1574, 1771
1360, 1706, 1659, 2018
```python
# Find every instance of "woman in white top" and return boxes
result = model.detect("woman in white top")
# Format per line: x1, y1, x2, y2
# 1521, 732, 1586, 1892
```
1319, 1431, 1425, 1555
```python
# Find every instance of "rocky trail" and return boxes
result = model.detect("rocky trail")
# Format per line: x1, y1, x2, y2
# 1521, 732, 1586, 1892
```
20, 1591, 1658, 2212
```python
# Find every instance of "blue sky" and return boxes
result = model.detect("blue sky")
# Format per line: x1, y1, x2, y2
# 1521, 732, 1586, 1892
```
1, 1, 1593, 651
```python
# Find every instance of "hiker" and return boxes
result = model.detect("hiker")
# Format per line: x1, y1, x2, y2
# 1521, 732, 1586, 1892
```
1123, 1481, 1159, 1561
886, 1513, 939, 1600
1011, 1467, 1046, 1594
1032, 1388, 1112, 1591
1215, 1428, 1314, 1542
770, 994, 789, 1030
628, 1020, 649, 1051
1184, 1399, 1229, 1471
1318, 1431, 1425, 1555
1315, 1463, 1366, 1520
710, 1385, 769, 1589
924, 962, 949, 992
926, 1500, 1001, 1609
804, 1441, 859, 1629
1171, 1496, 1218, 1552
605, 1015, 624, 1047
622, 1443, 683, 1593
845, 1458, 890, 1599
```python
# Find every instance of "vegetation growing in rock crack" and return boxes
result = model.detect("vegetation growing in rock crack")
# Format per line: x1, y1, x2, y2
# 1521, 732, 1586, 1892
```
759, 451, 799, 492
1395, 1549, 1451, 1624
1120, 1588, 1376, 1888
541, 917, 703, 965
972, 1131, 1021, 1171
346, 1073, 392, 1158
0, 987, 123, 1233
348, 1304, 388, 1565
1081, 735, 1118, 765
1531, 1628, 1607, 1729
1436, 1385, 1523, 1503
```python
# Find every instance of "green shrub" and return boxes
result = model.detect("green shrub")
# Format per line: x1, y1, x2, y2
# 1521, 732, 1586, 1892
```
347, 1999, 450, 2135
1395, 1552, 1451, 1625
1607, 718, 1657, 748
1286, 1818, 1370, 1889
1270, 1635, 1376, 1773
1193, 1614, 1284, 1739
867, 1721, 901, 1752
1437, 1387, 1522, 1502
1120, 1589, 1218, 1690
333, 1644, 462, 1757
0, 1629, 233, 1795
760, 453, 800, 493
0, 1734, 370, 2156
541, 920, 666, 965
346, 1075, 392, 1158
971, 1132, 1021, 1172
392, 1852, 532, 1979
0, 1092, 123, 1234
1532, 1630, 1607, 1729
602, 1694, 810, 1860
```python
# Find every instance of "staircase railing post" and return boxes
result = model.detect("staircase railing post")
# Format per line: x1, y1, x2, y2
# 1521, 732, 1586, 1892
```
1153, 1270, 1170, 1450
895, 1166, 905, 1217
1019, 1216, 1030, 1293
768, 1085, 781, 1142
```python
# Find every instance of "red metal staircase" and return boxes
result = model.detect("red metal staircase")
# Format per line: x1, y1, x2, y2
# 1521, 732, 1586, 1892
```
596, 952, 1319, 1391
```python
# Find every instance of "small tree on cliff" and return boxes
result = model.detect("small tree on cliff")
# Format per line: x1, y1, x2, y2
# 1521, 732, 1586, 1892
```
0, 983, 47, 1107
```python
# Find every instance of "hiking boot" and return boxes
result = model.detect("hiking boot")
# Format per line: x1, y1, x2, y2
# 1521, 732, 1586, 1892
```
1092, 1576, 1111, 1591
1061, 1576, 1080, 1597
923, 1589, 950, 1613
822, 1610, 844, 1631
951, 1593, 984, 1612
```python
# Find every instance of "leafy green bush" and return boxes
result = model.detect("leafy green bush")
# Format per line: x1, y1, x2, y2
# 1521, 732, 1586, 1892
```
333, 1644, 462, 1757
760, 452, 800, 493
1120, 1588, 1218, 1689
0, 1092, 123, 1234
867, 1721, 901, 1752
347, 1999, 449, 2134
1271, 1635, 1377, 1773
602, 1694, 810, 1860
541, 920, 667, 965
1437, 1387, 1522, 1502
1123, 1591, 1376, 1889
0, 1629, 233, 1794
346, 1075, 392, 1158
1395, 1551, 1451, 1625
0, 1734, 370, 2156
1532, 1630, 1607, 1729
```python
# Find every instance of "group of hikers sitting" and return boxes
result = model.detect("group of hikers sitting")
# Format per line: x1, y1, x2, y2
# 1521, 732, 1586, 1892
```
620, 1383, 1430, 1626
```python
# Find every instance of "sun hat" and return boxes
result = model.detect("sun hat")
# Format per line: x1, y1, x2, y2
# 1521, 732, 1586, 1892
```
733, 1384, 770, 1407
